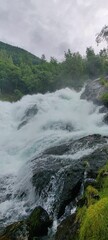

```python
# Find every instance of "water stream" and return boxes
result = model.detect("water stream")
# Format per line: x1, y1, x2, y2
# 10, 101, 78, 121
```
0, 87, 108, 227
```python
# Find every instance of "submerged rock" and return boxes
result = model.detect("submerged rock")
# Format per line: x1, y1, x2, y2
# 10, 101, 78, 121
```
103, 113, 108, 124
18, 104, 38, 129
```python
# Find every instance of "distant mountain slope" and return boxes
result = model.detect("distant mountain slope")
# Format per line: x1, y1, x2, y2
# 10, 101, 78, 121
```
0, 41, 42, 65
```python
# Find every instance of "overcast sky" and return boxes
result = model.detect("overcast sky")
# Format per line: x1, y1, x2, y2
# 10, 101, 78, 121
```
0, 0, 108, 60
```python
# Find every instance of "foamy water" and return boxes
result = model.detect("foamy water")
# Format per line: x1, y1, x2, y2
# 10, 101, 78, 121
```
0, 87, 108, 226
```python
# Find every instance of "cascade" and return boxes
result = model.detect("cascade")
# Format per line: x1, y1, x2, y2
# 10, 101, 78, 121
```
0, 87, 108, 227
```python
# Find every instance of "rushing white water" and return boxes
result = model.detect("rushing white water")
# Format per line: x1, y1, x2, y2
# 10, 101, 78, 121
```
0, 87, 108, 227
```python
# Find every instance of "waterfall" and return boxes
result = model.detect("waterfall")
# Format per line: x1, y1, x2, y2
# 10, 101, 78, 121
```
0, 87, 108, 227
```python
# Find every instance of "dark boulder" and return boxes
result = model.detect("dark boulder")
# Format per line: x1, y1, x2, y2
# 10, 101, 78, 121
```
27, 206, 52, 239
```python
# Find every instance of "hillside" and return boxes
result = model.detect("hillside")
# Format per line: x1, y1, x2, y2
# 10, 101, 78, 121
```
0, 42, 108, 101
0, 41, 41, 65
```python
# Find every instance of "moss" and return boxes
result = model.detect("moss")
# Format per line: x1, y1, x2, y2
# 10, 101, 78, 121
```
100, 77, 108, 87
96, 163, 108, 199
97, 163, 108, 188
85, 185, 99, 206
28, 206, 52, 239
28, 207, 42, 230
79, 197, 108, 240
76, 206, 87, 224
97, 163, 108, 180
100, 92, 108, 106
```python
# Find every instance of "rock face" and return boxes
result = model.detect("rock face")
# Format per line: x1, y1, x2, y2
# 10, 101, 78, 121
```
32, 134, 108, 218
81, 77, 108, 125
0, 206, 51, 240
55, 213, 78, 240
0, 221, 29, 240
81, 77, 108, 106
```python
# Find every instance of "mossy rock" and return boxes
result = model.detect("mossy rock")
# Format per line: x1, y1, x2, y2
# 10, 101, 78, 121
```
0, 221, 28, 240
79, 197, 108, 240
96, 163, 108, 199
55, 213, 79, 240
27, 206, 52, 239
97, 163, 108, 185
0, 207, 52, 240
100, 92, 108, 107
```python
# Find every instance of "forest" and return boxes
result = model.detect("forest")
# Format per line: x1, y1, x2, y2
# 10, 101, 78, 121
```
0, 41, 108, 101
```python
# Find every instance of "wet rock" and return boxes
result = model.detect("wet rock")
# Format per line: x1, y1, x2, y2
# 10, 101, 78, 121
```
43, 121, 74, 132
82, 146, 108, 178
23, 104, 38, 118
103, 113, 108, 124
0, 221, 29, 240
27, 206, 52, 239
18, 104, 38, 129
31, 134, 108, 218
99, 106, 108, 113
32, 156, 84, 218
55, 213, 78, 240
84, 178, 97, 188
45, 134, 107, 156
81, 77, 108, 106
0, 207, 51, 240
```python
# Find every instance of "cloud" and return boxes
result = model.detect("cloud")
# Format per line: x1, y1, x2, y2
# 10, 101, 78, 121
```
0, 0, 108, 59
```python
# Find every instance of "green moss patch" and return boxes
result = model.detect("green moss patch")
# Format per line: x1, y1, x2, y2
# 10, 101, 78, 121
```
100, 92, 108, 106
79, 197, 108, 240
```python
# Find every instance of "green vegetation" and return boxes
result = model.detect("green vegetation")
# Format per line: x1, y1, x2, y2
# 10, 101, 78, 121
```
97, 163, 108, 198
100, 77, 108, 87
0, 42, 108, 101
79, 197, 108, 240
74, 163, 108, 240
101, 92, 108, 106
85, 185, 99, 206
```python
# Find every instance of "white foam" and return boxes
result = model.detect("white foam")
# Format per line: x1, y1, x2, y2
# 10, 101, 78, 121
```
0, 87, 107, 225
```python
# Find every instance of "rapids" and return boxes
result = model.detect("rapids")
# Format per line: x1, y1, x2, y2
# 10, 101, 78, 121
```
0, 87, 108, 227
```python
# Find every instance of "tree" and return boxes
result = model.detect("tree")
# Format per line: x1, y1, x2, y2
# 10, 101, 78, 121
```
41, 54, 46, 63
96, 25, 108, 50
